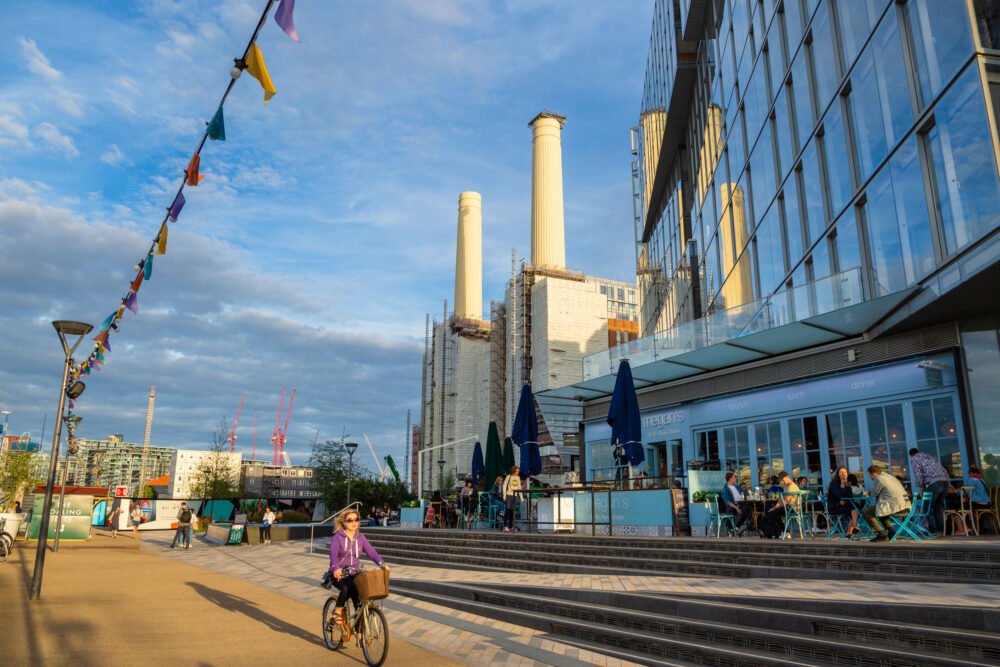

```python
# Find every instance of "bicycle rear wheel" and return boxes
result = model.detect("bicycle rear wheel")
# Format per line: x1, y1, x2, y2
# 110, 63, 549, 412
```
321, 597, 348, 650
360, 605, 389, 667
1, 531, 13, 553
0, 537, 8, 562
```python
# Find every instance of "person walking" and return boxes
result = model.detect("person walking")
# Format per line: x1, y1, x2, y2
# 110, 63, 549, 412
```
108, 505, 122, 538
328, 508, 388, 640
130, 503, 143, 537
262, 506, 276, 544
502, 466, 521, 533
909, 448, 951, 534
173, 502, 193, 549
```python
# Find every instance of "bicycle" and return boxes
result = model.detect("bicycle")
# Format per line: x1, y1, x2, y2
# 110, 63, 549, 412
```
322, 568, 389, 667
0, 518, 11, 562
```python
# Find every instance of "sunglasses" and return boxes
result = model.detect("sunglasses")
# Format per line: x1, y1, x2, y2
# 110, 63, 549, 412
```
345, 517, 360, 523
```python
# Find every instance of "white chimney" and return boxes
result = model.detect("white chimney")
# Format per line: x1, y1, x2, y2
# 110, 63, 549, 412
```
529, 111, 567, 270
454, 191, 483, 321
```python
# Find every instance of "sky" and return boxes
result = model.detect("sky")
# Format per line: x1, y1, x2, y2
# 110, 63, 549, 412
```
0, 0, 653, 469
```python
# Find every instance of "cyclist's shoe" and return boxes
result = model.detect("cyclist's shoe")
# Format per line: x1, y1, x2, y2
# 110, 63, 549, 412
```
332, 610, 351, 642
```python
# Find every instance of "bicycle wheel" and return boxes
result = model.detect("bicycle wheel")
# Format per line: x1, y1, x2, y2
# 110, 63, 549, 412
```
321, 597, 347, 650
0, 537, 8, 562
1, 531, 13, 553
360, 605, 389, 667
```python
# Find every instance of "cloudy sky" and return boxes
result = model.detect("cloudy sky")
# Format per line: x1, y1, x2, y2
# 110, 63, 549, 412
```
0, 0, 652, 468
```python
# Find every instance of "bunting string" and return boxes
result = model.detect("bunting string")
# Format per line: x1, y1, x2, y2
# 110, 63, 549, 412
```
69, 0, 300, 405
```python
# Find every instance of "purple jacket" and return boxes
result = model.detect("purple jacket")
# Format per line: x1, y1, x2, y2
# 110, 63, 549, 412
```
329, 529, 383, 573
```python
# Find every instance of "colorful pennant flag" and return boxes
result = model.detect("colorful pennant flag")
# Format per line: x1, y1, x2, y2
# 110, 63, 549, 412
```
98, 312, 116, 333
130, 272, 144, 293
154, 221, 169, 255
274, 0, 301, 42
168, 192, 186, 221
245, 43, 276, 104
207, 106, 226, 141
144, 253, 153, 280
186, 153, 204, 186
125, 290, 138, 314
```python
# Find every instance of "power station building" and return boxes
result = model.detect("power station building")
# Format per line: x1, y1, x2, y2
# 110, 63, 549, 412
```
558, 0, 1000, 490
417, 112, 639, 495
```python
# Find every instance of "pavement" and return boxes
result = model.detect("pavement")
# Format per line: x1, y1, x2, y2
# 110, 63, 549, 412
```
0, 532, 463, 667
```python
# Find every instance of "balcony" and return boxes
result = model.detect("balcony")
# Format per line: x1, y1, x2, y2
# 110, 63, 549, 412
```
540, 269, 917, 402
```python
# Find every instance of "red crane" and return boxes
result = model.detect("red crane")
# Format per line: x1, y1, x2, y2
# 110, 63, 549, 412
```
228, 391, 246, 453
270, 387, 296, 465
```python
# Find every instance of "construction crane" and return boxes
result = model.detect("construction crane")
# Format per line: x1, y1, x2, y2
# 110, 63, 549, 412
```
228, 391, 246, 454
251, 414, 257, 461
270, 387, 296, 465
137, 386, 156, 495
363, 433, 386, 480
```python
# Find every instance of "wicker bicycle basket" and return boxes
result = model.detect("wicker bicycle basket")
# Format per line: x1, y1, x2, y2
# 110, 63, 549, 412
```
354, 568, 390, 601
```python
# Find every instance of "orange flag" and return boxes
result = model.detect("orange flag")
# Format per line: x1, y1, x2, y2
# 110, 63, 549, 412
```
186, 153, 204, 186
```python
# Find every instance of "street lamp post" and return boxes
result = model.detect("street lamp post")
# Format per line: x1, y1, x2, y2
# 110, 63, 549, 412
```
30, 320, 92, 601
437, 458, 446, 494
345, 441, 359, 507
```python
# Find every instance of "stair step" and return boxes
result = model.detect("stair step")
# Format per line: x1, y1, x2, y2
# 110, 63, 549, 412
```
393, 581, 992, 667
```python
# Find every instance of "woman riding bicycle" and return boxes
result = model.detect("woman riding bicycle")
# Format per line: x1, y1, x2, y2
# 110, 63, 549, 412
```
329, 508, 388, 638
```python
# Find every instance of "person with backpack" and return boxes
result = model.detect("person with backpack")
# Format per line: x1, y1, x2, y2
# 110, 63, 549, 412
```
108, 505, 122, 538
173, 502, 193, 549
501, 466, 521, 533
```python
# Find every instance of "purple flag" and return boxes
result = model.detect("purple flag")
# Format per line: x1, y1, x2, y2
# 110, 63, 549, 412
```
168, 191, 186, 222
125, 290, 138, 314
274, 0, 300, 42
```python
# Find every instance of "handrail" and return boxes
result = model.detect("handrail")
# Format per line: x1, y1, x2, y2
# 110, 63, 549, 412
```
309, 500, 362, 554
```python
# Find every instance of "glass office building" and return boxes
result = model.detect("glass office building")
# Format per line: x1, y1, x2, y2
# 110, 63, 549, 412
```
564, 0, 1000, 490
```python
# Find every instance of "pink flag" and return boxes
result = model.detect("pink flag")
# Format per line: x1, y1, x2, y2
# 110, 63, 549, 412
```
274, 0, 300, 42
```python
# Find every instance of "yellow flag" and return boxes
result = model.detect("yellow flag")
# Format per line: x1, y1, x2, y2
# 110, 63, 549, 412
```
154, 221, 168, 255
245, 43, 276, 104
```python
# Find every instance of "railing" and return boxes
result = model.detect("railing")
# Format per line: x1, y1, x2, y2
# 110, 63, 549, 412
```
512, 484, 613, 536
584, 268, 863, 379
309, 500, 363, 554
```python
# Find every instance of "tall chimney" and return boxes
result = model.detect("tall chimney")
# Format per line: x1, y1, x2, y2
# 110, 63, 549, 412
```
454, 191, 483, 321
529, 111, 567, 270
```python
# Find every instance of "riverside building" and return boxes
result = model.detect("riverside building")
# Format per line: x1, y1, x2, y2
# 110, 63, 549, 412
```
556, 0, 1000, 489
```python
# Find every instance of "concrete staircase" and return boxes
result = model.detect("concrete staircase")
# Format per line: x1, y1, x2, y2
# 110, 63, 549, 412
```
358, 528, 1000, 583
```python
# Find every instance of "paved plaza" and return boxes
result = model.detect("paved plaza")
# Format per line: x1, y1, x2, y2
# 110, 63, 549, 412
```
4, 530, 999, 667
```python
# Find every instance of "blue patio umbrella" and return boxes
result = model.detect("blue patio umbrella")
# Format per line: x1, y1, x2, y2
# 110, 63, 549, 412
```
470, 441, 485, 487
607, 359, 644, 466
512, 383, 542, 477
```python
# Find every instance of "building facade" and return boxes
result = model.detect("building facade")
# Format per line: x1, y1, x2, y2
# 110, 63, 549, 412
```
166, 449, 242, 499
65, 434, 174, 493
240, 462, 320, 500
563, 0, 1000, 490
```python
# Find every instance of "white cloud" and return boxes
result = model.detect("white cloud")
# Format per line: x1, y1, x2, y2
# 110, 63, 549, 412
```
17, 37, 63, 82
54, 88, 85, 118
0, 113, 31, 150
100, 143, 128, 166
34, 122, 79, 159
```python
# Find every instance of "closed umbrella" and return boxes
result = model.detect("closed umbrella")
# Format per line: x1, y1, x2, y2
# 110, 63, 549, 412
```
607, 359, 644, 467
470, 441, 485, 487
502, 437, 516, 474
483, 422, 503, 490
512, 383, 542, 477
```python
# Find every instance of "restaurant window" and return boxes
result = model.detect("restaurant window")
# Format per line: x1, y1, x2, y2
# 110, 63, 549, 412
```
696, 429, 720, 462
912, 397, 962, 478
754, 421, 784, 487
866, 403, 909, 482
826, 410, 862, 481
788, 416, 821, 481
723, 425, 752, 487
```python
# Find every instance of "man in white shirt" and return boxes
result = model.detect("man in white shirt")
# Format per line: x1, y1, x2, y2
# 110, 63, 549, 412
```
721, 472, 749, 534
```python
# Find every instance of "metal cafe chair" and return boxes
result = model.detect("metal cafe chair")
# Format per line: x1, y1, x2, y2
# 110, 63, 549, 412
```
781, 491, 810, 539
816, 493, 848, 540
703, 493, 738, 538
973, 487, 1000, 535
943, 487, 976, 536
889, 492, 935, 542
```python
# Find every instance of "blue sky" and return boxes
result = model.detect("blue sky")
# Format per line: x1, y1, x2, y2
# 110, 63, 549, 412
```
0, 0, 652, 467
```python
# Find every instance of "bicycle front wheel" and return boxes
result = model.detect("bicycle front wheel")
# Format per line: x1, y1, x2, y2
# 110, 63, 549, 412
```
1, 531, 13, 553
321, 598, 346, 650
360, 605, 389, 667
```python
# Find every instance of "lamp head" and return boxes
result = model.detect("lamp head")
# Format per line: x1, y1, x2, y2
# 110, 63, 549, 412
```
52, 320, 94, 337
66, 381, 87, 400
345, 441, 359, 455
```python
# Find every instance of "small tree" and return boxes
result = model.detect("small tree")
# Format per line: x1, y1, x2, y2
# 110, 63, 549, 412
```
438, 470, 456, 496
191, 420, 239, 521
310, 439, 415, 517
0, 450, 40, 511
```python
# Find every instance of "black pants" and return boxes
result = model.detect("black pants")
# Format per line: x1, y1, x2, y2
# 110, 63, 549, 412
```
727, 504, 749, 530
262, 524, 271, 541
333, 573, 360, 608
504, 497, 517, 529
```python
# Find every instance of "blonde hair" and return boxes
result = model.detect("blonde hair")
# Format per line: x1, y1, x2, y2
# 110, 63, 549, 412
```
335, 508, 361, 531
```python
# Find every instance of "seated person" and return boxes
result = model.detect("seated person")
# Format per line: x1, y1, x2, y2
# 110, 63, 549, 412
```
762, 472, 801, 538
847, 473, 866, 497
967, 466, 991, 510
827, 466, 860, 538
862, 465, 911, 542
767, 475, 782, 495
721, 472, 750, 534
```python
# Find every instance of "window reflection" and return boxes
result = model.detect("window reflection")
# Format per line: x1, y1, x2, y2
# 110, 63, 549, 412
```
820, 100, 854, 217
799, 140, 826, 244
906, 0, 975, 106
784, 0, 805, 56
774, 86, 796, 179
749, 122, 777, 224
790, 45, 814, 145
781, 178, 805, 262
754, 203, 786, 296
926, 65, 1000, 256
867, 404, 909, 482
960, 322, 1000, 487
809, 1, 840, 113
974, 0, 1000, 48
913, 397, 962, 478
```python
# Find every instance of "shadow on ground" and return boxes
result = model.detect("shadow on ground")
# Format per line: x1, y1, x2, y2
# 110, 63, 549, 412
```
185, 581, 324, 647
